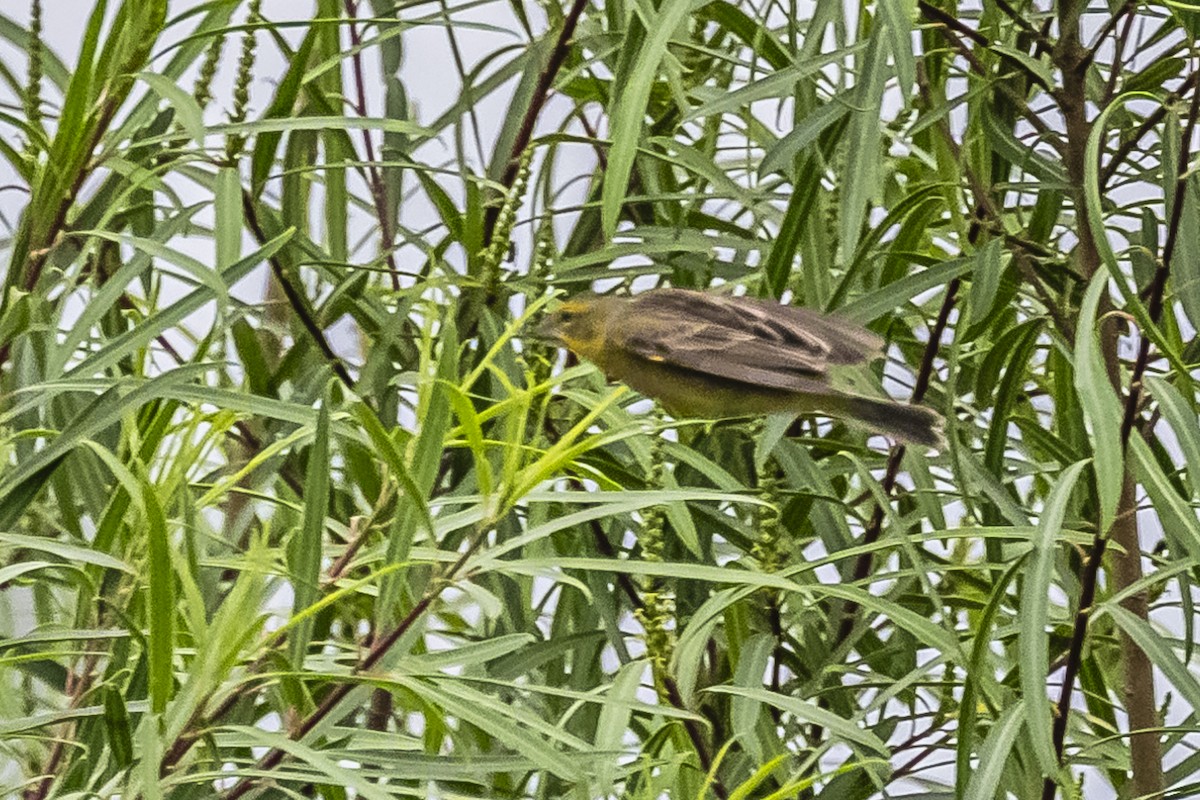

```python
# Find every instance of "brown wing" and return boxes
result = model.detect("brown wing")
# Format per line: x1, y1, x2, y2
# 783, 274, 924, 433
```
629, 289, 882, 364
614, 289, 880, 392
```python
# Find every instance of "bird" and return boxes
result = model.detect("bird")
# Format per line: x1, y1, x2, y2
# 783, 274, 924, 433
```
536, 287, 942, 447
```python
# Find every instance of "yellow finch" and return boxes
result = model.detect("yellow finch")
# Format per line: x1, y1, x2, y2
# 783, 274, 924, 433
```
537, 288, 942, 447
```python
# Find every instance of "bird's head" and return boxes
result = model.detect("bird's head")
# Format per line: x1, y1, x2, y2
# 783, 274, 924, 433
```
535, 293, 615, 360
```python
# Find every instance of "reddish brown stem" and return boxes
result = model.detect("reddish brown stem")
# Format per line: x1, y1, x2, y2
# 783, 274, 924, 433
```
480, 0, 590, 248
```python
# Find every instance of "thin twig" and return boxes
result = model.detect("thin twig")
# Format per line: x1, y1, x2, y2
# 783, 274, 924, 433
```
242, 192, 356, 390
480, 0, 590, 247
1101, 72, 1200, 186
343, 0, 402, 291
1100, 2, 1138, 104
834, 279, 959, 647
915, 0, 1062, 150
992, 0, 1053, 56
222, 523, 496, 799
1081, 0, 1138, 72
579, 482, 727, 797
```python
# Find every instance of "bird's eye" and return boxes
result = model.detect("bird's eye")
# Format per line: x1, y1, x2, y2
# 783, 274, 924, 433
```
558, 309, 575, 321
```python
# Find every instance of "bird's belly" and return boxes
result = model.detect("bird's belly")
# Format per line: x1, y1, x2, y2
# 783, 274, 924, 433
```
615, 357, 820, 418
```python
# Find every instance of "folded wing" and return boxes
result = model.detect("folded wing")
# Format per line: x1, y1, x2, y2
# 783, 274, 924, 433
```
615, 289, 884, 392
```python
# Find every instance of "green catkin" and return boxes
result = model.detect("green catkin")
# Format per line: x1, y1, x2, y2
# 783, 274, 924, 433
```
225, 0, 262, 164
750, 421, 784, 574
192, 32, 225, 112
750, 421, 787, 703
480, 145, 535, 299
23, 0, 42, 158
524, 223, 559, 385
634, 433, 676, 700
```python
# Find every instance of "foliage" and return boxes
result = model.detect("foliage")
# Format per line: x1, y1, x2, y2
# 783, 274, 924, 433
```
0, 0, 1198, 798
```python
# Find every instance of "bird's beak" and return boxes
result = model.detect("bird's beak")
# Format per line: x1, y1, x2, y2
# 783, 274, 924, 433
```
533, 314, 563, 343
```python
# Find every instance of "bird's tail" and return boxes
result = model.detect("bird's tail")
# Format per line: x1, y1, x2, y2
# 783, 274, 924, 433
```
839, 396, 944, 448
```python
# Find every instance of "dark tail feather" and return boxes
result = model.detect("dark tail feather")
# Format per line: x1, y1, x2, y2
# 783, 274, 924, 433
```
843, 396, 943, 448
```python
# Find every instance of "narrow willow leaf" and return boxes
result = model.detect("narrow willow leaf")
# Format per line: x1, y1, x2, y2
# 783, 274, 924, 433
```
759, 102, 849, 179
687, 46, 864, 121
726, 754, 789, 800
137, 72, 205, 144
958, 558, 1024, 795
814, 583, 961, 656
353, 403, 436, 592
376, 316, 457, 622
1106, 605, 1200, 715
288, 398, 331, 668
216, 725, 398, 800
602, 0, 695, 237
965, 239, 1002, 330
405, 678, 589, 781
963, 700, 1026, 800
839, 24, 890, 260
0, 367, 211, 498
981, 108, 1067, 185
1174, 175, 1200, 328
1020, 459, 1087, 778
1129, 433, 1200, 560
212, 116, 430, 140
477, 556, 799, 593
445, 382, 495, 499
1073, 271, 1123, 533
0, 532, 134, 573
142, 480, 174, 715
486, 32, 551, 188
49, 207, 202, 376
64, 229, 294, 379
77, 230, 229, 317
137, 712, 164, 800
594, 661, 646, 793
706, 685, 889, 756
878, 0, 915, 101
730, 633, 774, 763
102, 686, 134, 768
1146, 376, 1200, 499
694, 1, 792, 68
215, 166, 242, 270
404, 634, 534, 671
762, 153, 829, 297
838, 257, 972, 324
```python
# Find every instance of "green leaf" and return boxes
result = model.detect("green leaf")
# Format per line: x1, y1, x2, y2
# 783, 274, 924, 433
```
839, 24, 890, 260
706, 685, 889, 756
965, 239, 1002, 330
215, 166, 243, 270
839, 257, 972, 324
1073, 270, 1123, 533
0, 532, 134, 574
1019, 459, 1087, 778
1105, 605, 1200, 715
603, 0, 695, 237
137, 71, 205, 144
963, 700, 1026, 800
759, 101, 850, 179
1129, 433, 1200, 560
878, 0, 916, 101
63, 229, 294, 379
288, 397, 331, 668
143, 480, 174, 714
1146, 377, 1200, 499
594, 661, 646, 792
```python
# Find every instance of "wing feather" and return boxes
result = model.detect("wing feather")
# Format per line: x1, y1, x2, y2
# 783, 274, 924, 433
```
627, 289, 882, 365
613, 289, 880, 392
